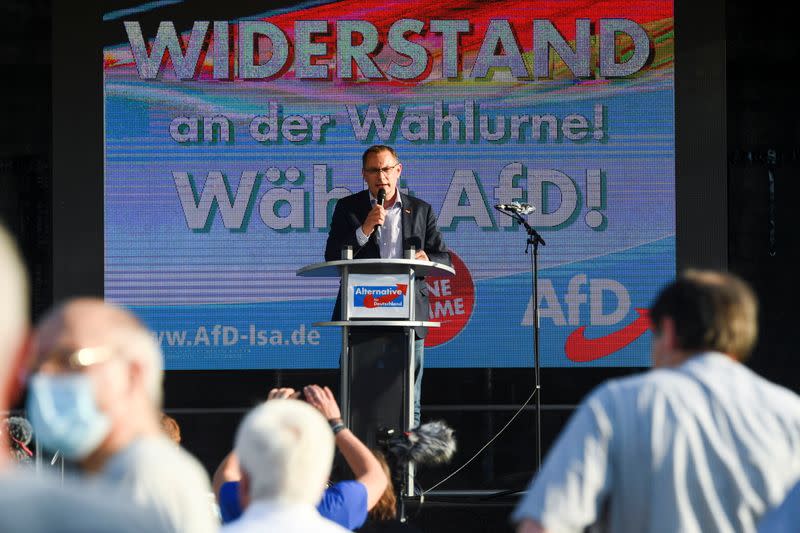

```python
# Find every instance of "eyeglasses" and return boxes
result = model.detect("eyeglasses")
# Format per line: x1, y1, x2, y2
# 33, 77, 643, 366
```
363, 162, 400, 176
40, 346, 118, 371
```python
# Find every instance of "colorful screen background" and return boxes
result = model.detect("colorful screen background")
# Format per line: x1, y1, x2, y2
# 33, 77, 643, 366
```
103, 0, 675, 370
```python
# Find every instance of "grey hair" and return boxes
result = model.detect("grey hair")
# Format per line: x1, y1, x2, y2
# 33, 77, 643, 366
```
235, 399, 334, 505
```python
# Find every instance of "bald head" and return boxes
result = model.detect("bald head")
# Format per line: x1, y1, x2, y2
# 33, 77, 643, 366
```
0, 225, 28, 385
35, 298, 143, 356
33, 298, 164, 406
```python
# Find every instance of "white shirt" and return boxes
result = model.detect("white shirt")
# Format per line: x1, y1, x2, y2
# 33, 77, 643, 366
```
355, 193, 403, 258
98, 435, 219, 533
512, 352, 800, 533
0, 469, 169, 532
222, 500, 350, 533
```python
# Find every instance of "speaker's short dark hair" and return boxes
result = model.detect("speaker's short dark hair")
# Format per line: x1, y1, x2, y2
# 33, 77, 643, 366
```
362, 145, 399, 168
650, 270, 758, 361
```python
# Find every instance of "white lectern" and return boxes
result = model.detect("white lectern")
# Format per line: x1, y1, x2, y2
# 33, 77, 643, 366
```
297, 249, 454, 496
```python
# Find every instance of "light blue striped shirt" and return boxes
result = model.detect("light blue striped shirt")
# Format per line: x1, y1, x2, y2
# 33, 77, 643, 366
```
512, 353, 800, 533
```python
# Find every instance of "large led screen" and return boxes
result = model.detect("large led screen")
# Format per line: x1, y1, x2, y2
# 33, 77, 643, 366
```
103, 1, 675, 369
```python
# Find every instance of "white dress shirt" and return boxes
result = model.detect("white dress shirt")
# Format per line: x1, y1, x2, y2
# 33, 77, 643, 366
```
222, 500, 349, 533
98, 435, 219, 533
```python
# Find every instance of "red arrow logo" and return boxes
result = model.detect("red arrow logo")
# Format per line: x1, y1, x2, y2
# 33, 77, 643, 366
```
564, 308, 650, 362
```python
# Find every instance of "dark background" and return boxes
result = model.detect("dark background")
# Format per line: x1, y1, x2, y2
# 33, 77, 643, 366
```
1, 1, 797, 531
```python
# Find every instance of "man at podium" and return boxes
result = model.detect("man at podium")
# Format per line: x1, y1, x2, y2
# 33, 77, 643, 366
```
325, 145, 451, 426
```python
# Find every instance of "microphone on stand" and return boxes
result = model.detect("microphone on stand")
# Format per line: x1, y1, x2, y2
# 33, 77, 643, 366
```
380, 420, 457, 466
3, 416, 34, 462
495, 202, 536, 215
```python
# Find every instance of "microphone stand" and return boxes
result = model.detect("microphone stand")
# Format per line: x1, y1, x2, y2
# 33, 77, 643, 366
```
494, 206, 545, 471
415, 206, 546, 506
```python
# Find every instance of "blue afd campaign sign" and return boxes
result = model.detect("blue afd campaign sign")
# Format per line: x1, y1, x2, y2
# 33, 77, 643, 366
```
348, 274, 410, 319
353, 287, 406, 308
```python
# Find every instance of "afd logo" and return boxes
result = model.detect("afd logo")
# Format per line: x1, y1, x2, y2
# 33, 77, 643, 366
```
522, 274, 651, 362
353, 285, 408, 308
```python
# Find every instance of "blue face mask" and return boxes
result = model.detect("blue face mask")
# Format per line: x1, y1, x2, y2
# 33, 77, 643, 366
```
26, 373, 111, 461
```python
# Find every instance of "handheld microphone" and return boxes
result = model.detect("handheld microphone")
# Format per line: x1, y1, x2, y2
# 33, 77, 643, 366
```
495, 202, 535, 215
375, 188, 386, 229
383, 420, 456, 466
372, 188, 387, 245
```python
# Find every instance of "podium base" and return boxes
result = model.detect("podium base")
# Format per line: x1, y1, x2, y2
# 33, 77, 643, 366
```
346, 326, 410, 450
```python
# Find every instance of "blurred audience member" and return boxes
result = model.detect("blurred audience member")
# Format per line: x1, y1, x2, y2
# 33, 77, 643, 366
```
355, 450, 423, 533
0, 225, 164, 532
26, 298, 218, 533
160, 413, 181, 444
513, 270, 800, 533
367, 450, 396, 522
215, 385, 388, 530
161, 411, 222, 521
221, 398, 349, 532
